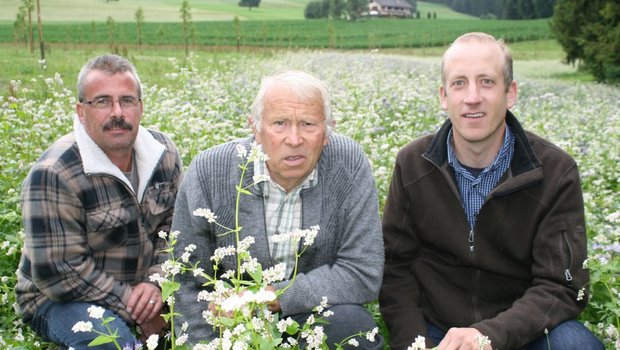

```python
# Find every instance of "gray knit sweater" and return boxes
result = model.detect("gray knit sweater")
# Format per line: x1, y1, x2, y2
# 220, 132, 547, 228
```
171, 134, 384, 344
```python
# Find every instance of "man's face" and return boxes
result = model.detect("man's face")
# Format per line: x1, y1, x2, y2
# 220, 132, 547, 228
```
440, 40, 517, 150
76, 70, 142, 158
252, 85, 328, 192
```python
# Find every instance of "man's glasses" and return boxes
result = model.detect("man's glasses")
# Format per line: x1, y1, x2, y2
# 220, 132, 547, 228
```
80, 96, 141, 110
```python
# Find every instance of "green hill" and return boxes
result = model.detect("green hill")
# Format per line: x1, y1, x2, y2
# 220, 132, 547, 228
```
2, 0, 472, 23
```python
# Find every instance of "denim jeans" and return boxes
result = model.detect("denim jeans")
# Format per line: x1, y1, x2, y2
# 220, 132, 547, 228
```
29, 300, 139, 350
427, 320, 604, 350
291, 304, 384, 350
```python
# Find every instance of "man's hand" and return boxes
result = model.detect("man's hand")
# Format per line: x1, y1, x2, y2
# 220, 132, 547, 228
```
139, 314, 168, 342
437, 327, 492, 350
266, 285, 281, 313
126, 282, 163, 325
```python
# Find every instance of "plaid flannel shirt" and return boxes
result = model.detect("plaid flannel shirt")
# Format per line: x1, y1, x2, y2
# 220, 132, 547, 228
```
16, 117, 183, 323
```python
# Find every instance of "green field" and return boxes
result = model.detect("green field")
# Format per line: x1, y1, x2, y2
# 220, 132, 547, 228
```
4, 18, 553, 50
2, 0, 473, 23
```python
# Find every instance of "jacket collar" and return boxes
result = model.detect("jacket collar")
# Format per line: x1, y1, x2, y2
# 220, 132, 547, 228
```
423, 110, 541, 176
73, 116, 166, 201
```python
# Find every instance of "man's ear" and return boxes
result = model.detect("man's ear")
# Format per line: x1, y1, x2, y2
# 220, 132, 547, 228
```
439, 85, 448, 111
248, 116, 256, 133
76, 102, 85, 123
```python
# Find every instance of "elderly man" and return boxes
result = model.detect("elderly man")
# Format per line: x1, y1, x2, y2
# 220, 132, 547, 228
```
16, 54, 183, 349
172, 70, 384, 348
380, 32, 603, 350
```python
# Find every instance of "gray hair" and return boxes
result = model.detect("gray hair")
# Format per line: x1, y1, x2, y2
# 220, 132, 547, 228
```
76, 54, 142, 102
250, 70, 333, 135
441, 32, 513, 92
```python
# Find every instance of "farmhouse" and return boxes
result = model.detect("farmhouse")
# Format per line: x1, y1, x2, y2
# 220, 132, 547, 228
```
367, 0, 414, 18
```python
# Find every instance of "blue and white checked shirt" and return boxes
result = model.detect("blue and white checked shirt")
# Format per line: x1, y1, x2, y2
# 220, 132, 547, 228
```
447, 124, 515, 230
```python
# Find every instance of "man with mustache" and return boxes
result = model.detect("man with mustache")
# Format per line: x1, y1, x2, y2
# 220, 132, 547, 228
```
16, 54, 183, 349
380, 32, 603, 350
171, 70, 384, 348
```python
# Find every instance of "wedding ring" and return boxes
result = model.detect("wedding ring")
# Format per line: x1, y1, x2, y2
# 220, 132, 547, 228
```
149, 299, 155, 304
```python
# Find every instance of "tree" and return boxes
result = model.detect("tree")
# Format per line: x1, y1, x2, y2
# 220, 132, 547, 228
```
21, 0, 34, 54
180, 0, 192, 57
135, 7, 144, 52
552, 0, 620, 84
304, 0, 326, 18
13, 7, 27, 47
239, 0, 261, 10
346, 0, 367, 20
35, 0, 44, 59
106, 16, 116, 53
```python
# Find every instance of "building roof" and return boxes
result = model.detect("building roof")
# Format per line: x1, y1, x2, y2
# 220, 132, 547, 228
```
373, 0, 413, 9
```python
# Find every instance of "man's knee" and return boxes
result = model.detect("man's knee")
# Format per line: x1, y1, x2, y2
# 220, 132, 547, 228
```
322, 304, 383, 350
547, 320, 604, 350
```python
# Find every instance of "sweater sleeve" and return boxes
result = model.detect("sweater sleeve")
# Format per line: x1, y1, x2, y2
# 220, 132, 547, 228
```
379, 155, 431, 350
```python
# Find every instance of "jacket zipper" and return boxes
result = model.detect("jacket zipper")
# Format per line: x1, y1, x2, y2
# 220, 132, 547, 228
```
468, 229, 475, 253
560, 230, 574, 286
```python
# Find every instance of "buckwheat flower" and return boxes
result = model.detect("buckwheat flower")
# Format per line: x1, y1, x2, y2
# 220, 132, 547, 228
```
193, 208, 217, 223
577, 287, 585, 301
221, 270, 235, 279
181, 251, 191, 263
211, 246, 236, 263
263, 263, 286, 284
233, 341, 248, 350
582, 258, 589, 269
87, 305, 105, 319
306, 314, 316, 325
146, 334, 159, 350
237, 236, 255, 253
158, 231, 167, 239
149, 273, 165, 286
169, 231, 180, 241
475, 334, 491, 349
72, 321, 93, 333
322, 310, 334, 317
277, 318, 295, 333
185, 244, 197, 253
232, 324, 246, 336
193, 267, 204, 277
348, 339, 360, 347
241, 257, 259, 274
366, 327, 379, 342
162, 260, 181, 276
236, 143, 248, 159
254, 288, 277, 303
251, 316, 264, 330
407, 335, 426, 350
303, 225, 320, 246
175, 333, 189, 346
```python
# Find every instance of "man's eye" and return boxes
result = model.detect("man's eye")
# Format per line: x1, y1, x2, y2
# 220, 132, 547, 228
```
121, 96, 137, 106
94, 97, 111, 107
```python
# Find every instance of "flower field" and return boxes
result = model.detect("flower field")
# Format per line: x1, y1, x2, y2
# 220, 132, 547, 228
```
0, 50, 618, 349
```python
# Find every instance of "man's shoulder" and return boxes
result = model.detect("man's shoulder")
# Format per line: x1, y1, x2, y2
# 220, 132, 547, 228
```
323, 134, 365, 157
525, 130, 577, 166
33, 133, 81, 170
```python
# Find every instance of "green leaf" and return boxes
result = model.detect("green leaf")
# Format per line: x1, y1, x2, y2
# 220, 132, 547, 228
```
88, 335, 116, 346
162, 280, 181, 301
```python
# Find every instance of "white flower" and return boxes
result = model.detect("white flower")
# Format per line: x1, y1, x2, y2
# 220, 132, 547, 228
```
87, 305, 105, 320
181, 252, 191, 263
475, 334, 491, 350
252, 174, 270, 183
348, 338, 360, 347
263, 263, 286, 284
193, 208, 218, 223
577, 287, 585, 301
366, 327, 379, 342
71, 321, 93, 333
237, 236, 255, 253
407, 335, 426, 350
150, 273, 165, 286
185, 244, 197, 252
193, 267, 205, 277
175, 333, 189, 346
146, 334, 159, 350
158, 231, 167, 239
236, 143, 248, 159
211, 246, 236, 263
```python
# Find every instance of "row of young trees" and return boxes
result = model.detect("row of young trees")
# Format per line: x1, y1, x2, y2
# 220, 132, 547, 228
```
13, 0, 45, 59
426, 0, 554, 19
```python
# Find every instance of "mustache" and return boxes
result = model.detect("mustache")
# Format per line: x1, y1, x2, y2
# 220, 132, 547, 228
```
102, 118, 133, 131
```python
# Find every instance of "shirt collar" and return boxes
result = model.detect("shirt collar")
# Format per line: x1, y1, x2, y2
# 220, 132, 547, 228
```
447, 123, 514, 174
253, 146, 318, 193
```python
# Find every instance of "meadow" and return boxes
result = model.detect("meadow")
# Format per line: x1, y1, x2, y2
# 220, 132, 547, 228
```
0, 41, 619, 348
